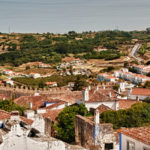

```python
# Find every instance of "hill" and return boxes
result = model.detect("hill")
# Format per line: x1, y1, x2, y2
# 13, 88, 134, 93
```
0, 30, 150, 66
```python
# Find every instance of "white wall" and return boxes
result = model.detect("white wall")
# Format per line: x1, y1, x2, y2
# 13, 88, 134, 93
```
51, 104, 66, 110
121, 134, 150, 150
85, 101, 118, 111
99, 134, 119, 150
0, 131, 85, 150
31, 115, 45, 135
128, 95, 148, 100
37, 109, 46, 114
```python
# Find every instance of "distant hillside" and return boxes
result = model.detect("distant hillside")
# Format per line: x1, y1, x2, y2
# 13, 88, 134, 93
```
0, 30, 150, 66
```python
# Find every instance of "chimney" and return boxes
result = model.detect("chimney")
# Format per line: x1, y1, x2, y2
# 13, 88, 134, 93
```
127, 88, 132, 97
24, 110, 35, 119
88, 85, 91, 91
136, 96, 139, 101
96, 85, 99, 91
120, 82, 125, 91
94, 109, 100, 124
10, 111, 20, 120
82, 88, 89, 101
29, 102, 33, 109
34, 92, 39, 96
109, 92, 112, 97
118, 88, 121, 94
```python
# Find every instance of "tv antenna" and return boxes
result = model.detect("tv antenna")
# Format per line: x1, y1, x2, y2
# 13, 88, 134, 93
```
8, 25, 11, 34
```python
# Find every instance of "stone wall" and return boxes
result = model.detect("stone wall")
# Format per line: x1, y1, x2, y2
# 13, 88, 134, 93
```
75, 115, 119, 150
0, 85, 72, 100
75, 115, 95, 149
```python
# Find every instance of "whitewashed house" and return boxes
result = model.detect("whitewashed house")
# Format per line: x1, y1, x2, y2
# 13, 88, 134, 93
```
134, 65, 150, 74
2, 79, 14, 86
98, 73, 118, 82
30, 73, 41, 79
76, 86, 119, 111
118, 126, 150, 150
2, 70, 14, 76
45, 82, 57, 87
127, 88, 150, 100
114, 70, 150, 84
0, 110, 84, 150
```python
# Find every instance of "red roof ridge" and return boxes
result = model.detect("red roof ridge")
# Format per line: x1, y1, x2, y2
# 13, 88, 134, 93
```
117, 126, 150, 146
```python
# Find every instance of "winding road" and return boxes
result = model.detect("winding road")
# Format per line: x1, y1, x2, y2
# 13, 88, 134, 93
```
130, 43, 142, 62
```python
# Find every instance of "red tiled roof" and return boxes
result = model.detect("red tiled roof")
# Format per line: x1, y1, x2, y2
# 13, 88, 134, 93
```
45, 82, 57, 85
131, 88, 150, 96
45, 100, 67, 110
97, 104, 112, 114
85, 88, 117, 103
51, 91, 82, 104
0, 94, 9, 101
0, 110, 11, 120
20, 116, 33, 125
62, 57, 80, 62
42, 109, 62, 122
117, 126, 150, 146
14, 96, 52, 110
106, 76, 117, 79
0, 110, 33, 125
118, 99, 138, 109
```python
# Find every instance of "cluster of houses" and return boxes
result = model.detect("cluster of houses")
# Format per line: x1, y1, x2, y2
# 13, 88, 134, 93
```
0, 63, 150, 149
114, 69, 150, 84
56, 57, 91, 77
98, 66, 150, 84
133, 65, 150, 74
2, 69, 42, 79
60, 68, 91, 76
0, 81, 149, 149
57, 58, 83, 71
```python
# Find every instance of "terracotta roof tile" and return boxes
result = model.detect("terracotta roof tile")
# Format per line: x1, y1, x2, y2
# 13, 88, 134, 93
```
118, 99, 138, 109
20, 116, 33, 125
117, 126, 150, 146
0, 110, 33, 125
14, 95, 52, 110
42, 109, 62, 122
45, 82, 57, 85
85, 88, 117, 103
0, 110, 11, 120
96, 104, 112, 114
0, 94, 9, 101
131, 88, 150, 96
45, 100, 67, 110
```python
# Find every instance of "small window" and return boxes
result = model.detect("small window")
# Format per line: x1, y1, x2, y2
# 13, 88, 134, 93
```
127, 141, 135, 150
105, 143, 113, 150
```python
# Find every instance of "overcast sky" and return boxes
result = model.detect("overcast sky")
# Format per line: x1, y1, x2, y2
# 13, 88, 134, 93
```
0, 0, 150, 33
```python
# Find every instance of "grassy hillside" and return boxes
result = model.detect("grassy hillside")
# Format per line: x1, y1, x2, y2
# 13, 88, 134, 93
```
0, 30, 150, 66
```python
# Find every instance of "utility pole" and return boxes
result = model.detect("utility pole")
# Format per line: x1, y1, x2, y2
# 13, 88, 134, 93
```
8, 25, 11, 34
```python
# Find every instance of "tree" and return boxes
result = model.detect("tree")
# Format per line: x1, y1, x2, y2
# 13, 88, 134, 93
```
143, 97, 150, 103
139, 44, 147, 56
38, 80, 45, 89
73, 76, 88, 91
26, 65, 30, 70
146, 28, 150, 33
124, 61, 129, 68
0, 100, 26, 115
143, 81, 150, 88
101, 102, 150, 129
54, 104, 89, 143
113, 84, 119, 91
